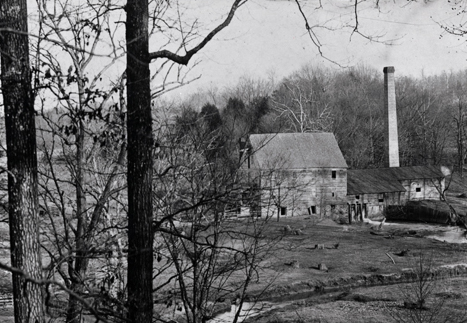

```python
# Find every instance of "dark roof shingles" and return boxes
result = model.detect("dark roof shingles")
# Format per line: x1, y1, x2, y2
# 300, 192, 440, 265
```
347, 165, 445, 195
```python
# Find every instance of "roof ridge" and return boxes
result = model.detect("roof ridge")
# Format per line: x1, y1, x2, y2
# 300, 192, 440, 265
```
248, 132, 347, 169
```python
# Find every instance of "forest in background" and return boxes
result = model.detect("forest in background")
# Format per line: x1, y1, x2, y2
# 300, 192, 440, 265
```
2, 62, 462, 171
1, 0, 467, 322
167, 63, 464, 171
1, 59, 465, 322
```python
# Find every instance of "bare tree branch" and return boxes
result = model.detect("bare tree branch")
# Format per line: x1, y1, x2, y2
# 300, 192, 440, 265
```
148, 0, 247, 64
0, 262, 111, 323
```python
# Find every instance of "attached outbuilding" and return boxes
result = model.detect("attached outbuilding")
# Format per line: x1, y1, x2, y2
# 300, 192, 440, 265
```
347, 165, 445, 221
238, 67, 447, 223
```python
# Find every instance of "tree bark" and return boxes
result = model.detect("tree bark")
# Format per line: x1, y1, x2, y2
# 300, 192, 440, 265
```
456, 101, 465, 178
66, 72, 89, 323
124, 1, 245, 321
126, 0, 154, 322
0, 1, 44, 322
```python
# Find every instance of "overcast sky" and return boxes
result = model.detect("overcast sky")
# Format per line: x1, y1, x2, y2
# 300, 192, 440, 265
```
25, 0, 467, 101
166, 0, 467, 99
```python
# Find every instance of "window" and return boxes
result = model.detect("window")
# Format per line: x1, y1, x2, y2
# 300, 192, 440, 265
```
416, 187, 421, 192
280, 207, 287, 216
330, 205, 336, 211
378, 194, 384, 203
308, 206, 316, 215
332, 192, 335, 197
356, 195, 360, 200
332, 170, 337, 179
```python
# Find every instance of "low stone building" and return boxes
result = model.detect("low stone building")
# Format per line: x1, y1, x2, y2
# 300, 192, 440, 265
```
347, 165, 445, 221
240, 133, 445, 221
239, 67, 446, 222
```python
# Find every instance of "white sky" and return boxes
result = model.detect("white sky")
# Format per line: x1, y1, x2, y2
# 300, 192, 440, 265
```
25, 0, 467, 100
168, 0, 467, 99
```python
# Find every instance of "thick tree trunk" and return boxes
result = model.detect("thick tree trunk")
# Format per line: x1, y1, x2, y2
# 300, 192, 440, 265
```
126, 0, 154, 322
0, 1, 44, 322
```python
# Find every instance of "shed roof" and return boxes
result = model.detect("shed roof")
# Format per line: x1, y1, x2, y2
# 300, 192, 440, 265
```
347, 165, 445, 195
248, 132, 347, 169
347, 169, 405, 195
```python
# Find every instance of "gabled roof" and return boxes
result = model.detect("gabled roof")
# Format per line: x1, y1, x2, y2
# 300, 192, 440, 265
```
347, 165, 445, 195
248, 133, 347, 169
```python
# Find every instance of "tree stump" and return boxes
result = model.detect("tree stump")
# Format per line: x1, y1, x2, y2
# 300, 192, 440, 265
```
318, 263, 328, 272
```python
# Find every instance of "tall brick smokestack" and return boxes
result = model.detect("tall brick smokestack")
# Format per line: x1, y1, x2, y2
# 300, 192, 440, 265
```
384, 66, 400, 168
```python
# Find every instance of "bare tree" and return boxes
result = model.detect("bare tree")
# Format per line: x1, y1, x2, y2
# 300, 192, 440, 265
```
0, 0, 44, 321
150, 116, 283, 323
271, 71, 334, 133
454, 97, 467, 177
0, 1, 438, 322
125, 1, 154, 322
388, 252, 467, 323
32, 1, 128, 320
125, 1, 251, 321
431, 172, 467, 230
395, 77, 450, 166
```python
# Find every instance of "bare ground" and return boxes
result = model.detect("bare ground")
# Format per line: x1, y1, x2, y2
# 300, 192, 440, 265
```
234, 215, 467, 323
0, 201, 467, 322
246, 216, 467, 295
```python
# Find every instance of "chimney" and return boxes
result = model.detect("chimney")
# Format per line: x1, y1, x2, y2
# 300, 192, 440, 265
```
384, 66, 400, 168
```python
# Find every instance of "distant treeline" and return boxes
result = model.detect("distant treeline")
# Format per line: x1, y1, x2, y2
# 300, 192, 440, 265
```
173, 64, 466, 170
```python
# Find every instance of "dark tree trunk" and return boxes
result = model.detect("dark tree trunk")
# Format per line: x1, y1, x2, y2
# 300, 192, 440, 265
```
126, 0, 154, 322
456, 102, 465, 178
0, 1, 44, 322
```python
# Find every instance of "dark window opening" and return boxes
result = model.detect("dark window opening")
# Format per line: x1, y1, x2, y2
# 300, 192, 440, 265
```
356, 195, 360, 200
308, 206, 316, 215
332, 170, 337, 179
416, 187, 421, 192
330, 205, 335, 210
332, 192, 335, 197
280, 207, 287, 216
378, 193, 385, 203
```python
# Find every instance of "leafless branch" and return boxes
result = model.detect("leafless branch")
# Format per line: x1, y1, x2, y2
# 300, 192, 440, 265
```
149, 0, 247, 64
0, 262, 111, 323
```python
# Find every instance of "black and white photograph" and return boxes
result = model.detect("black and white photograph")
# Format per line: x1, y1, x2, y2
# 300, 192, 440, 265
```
1, 1, 467, 322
